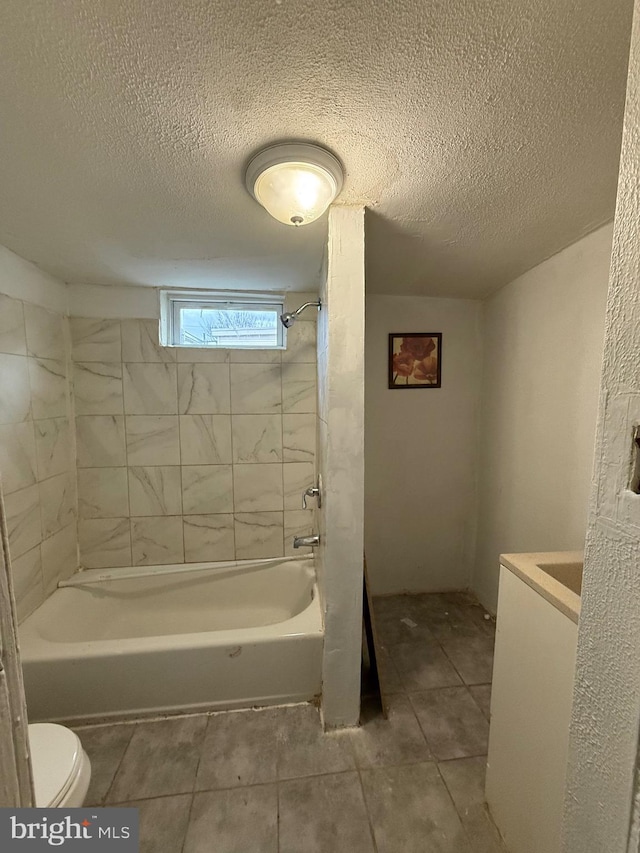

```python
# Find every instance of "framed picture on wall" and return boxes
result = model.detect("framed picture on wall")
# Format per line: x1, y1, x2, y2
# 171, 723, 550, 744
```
388, 333, 442, 389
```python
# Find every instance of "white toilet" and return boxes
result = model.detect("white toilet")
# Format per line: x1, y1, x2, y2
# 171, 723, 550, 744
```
28, 723, 91, 807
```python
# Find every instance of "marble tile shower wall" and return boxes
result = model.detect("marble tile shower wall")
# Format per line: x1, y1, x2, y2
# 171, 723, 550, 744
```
71, 317, 318, 569
0, 294, 78, 621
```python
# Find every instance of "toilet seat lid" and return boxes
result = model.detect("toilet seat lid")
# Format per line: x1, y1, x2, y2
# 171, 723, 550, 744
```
29, 723, 83, 807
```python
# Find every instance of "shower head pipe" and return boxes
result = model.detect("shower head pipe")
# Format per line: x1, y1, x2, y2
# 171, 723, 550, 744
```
279, 300, 321, 328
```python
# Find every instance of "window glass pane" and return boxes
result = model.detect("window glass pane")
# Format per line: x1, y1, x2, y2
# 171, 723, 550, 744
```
177, 306, 279, 348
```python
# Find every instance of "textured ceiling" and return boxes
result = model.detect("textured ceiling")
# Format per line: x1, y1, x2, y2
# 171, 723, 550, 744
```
0, 0, 633, 297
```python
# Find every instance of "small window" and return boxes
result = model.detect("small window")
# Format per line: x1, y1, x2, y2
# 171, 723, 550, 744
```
161, 292, 285, 349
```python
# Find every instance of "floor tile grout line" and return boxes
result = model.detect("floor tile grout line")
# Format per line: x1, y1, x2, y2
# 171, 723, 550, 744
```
437, 629, 495, 683
276, 778, 280, 853
405, 691, 440, 759
436, 760, 508, 852
381, 631, 492, 655
278, 766, 357, 786
109, 790, 198, 807
190, 714, 210, 794
187, 751, 479, 795
365, 692, 433, 762
434, 758, 480, 852
406, 691, 490, 764
108, 757, 492, 808
354, 765, 380, 853
466, 685, 492, 720
195, 769, 370, 800
102, 715, 207, 806
436, 751, 489, 763
378, 621, 494, 680
100, 722, 137, 806
435, 631, 471, 685
363, 689, 489, 767
179, 793, 196, 853
403, 682, 488, 697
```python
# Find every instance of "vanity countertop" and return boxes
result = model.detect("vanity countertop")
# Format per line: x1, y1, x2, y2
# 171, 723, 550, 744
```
499, 551, 583, 624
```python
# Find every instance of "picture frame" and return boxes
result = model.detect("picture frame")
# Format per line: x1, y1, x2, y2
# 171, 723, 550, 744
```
388, 333, 442, 389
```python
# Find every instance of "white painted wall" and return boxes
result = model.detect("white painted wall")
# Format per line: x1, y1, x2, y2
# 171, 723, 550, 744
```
0, 244, 67, 313
67, 283, 158, 319
472, 225, 612, 613
67, 283, 320, 321
562, 5, 640, 849
364, 295, 482, 594
317, 206, 365, 729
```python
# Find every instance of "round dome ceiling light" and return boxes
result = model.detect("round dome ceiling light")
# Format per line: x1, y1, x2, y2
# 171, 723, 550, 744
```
245, 142, 344, 227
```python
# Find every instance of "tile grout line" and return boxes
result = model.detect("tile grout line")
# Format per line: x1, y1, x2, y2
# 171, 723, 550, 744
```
380, 612, 493, 693
99, 721, 137, 807
434, 758, 480, 852
355, 767, 380, 853
187, 755, 485, 797
228, 358, 239, 560
346, 721, 381, 853
435, 756, 507, 851
174, 345, 185, 563
24, 329, 47, 592
404, 691, 441, 759
279, 352, 285, 559
191, 714, 210, 794
24, 298, 47, 597
117, 320, 134, 567
61, 313, 79, 588
108, 790, 196, 807
112, 770, 358, 805
436, 633, 473, 689
406, 685, 490, 763
179, 793, 196, 853
185, 712, 210, 849
276, 777, 281, 853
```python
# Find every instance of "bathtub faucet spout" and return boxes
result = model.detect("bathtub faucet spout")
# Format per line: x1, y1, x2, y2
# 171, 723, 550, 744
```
293, 534, 320, 549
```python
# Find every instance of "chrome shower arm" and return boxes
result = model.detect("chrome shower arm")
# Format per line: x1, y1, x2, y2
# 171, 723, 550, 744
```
279, 300, 321, 328
293, 301, 321, 316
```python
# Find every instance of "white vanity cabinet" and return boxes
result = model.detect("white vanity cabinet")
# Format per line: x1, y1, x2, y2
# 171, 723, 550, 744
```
485, 552, 582, 853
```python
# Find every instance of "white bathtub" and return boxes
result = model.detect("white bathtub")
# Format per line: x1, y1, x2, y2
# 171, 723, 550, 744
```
19, 557, 323, 723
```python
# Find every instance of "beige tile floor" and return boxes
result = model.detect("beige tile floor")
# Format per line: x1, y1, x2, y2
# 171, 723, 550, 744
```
74, 591, 507, 852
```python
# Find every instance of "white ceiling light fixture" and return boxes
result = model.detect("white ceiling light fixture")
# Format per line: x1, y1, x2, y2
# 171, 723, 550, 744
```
245, 142, 344, 227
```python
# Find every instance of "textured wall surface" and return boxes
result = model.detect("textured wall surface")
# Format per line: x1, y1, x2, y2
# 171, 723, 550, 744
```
562, 5, 640, 849
0, 255, 78, 622
473, 225, 611, 613
317, 206, 365, 728
364, 294, 482, 594
0, 0, 633, 298
70, 300, 318, 569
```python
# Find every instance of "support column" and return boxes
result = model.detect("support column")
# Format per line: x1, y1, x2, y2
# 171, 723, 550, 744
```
316, 205, 365, 729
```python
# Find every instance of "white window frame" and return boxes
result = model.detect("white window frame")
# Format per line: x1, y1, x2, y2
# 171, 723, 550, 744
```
160, 290, 286, 349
